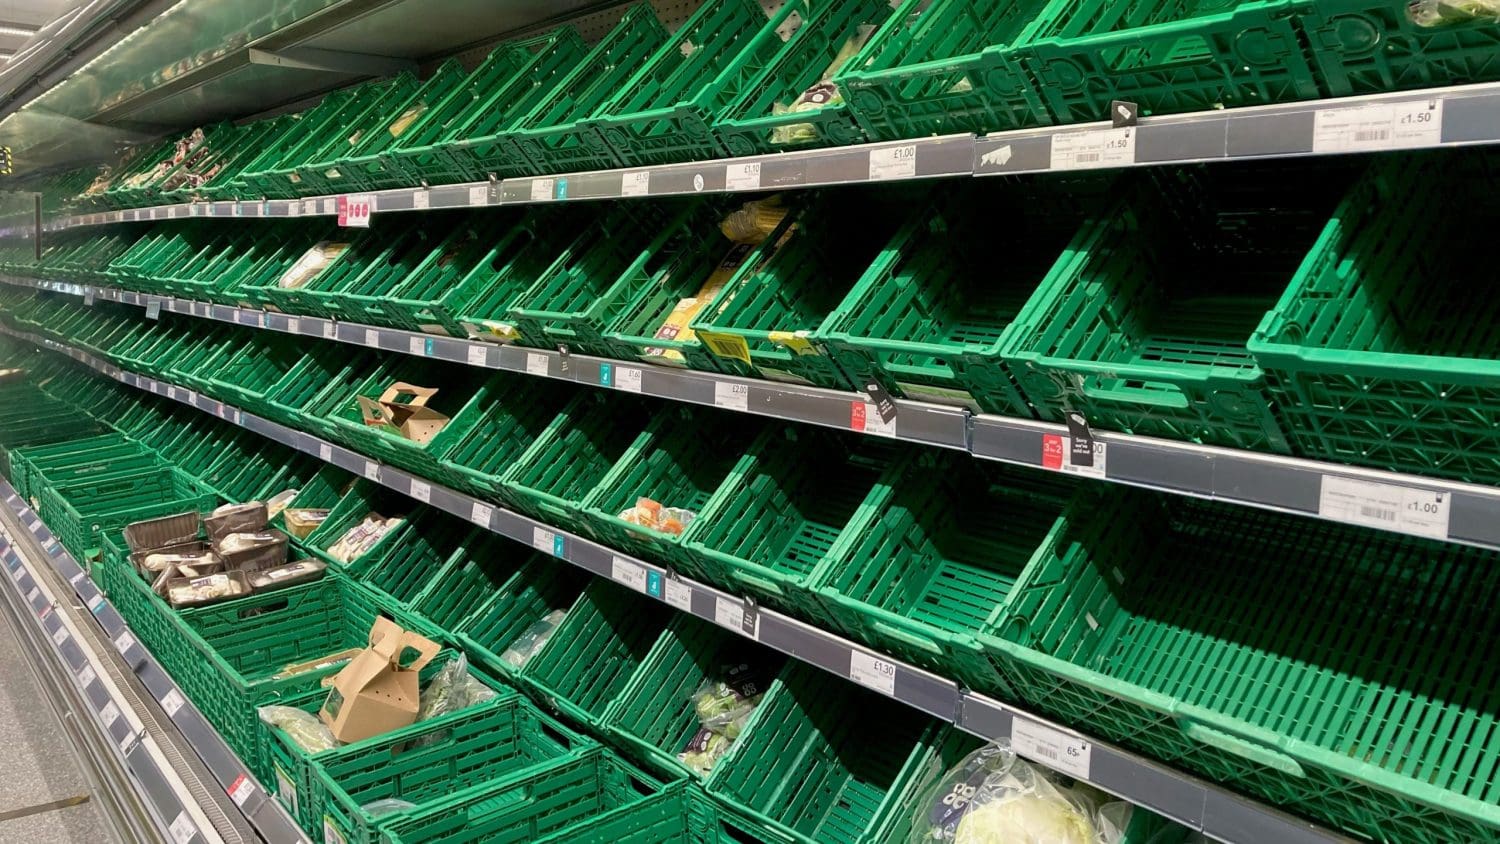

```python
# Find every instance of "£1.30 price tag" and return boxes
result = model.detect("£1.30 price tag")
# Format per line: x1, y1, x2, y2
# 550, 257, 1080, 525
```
848, 650, 896, 696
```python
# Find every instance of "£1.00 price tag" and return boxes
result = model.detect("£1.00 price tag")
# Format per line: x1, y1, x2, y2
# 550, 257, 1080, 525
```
1318, 476, 1451, 540
868, 144, 917, 181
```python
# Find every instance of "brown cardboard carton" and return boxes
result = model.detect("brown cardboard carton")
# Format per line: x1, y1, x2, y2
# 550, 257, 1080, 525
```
355, 382, 448, 444
318, 617, 440, 742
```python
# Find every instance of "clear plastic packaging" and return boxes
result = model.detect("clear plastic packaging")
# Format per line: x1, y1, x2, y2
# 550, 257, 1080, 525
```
166, 571, 251, 607
205, 501, 267, 540
277, 241, 349, 289
1408, 0, 1500, 26
248, 559, 327, 591
258, 705, 338, 754
326, 515, 402, 564
266, 489, 299, 520
362, 798, 417, 818
617, 497, 697, 536
141, 550, 219, 573
500, 609, 567, 668
770, 26, 876, 144
416, 654, 498, 722
676, 657, 769, 776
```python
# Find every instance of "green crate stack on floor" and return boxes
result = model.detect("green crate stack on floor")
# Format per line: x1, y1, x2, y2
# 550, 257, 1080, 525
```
984, 488, 1500, 842
811, 450, 1081, 698
39, 464, 213, 559
816, 179, 1103, 416
690, 188, 916, 388
0, 408, 107, 483
1001, 161, 1356, 452
494, 6, 668, 178
680, 426, 901, 626
1297, 2, 1500, 99
499, 390, 655, 533
451, 541, 591, 683
505, 200, 705, 356
581, 404, 762, 573
388, 29, 589, 185
1251, 152, 1500, 484
710, 0, 896, 156
8, 433, 150, 504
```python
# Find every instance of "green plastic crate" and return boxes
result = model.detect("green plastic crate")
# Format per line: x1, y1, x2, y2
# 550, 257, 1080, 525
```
691, 189, 915, 389
205, 333, 314, 417
346, 510, 472, 611
291, 218, 457, 325
703, 662, 969, 844
241, 80, 411, 198
710, 0, 895, 156
1002, 163, 1353, 452
505, 202, 704, 355
433, 372, 575, 504
817, 182, 1098, 416
307, 693, 597, 844
39, 469, 214, 558
985, 489, 1500, 843
265, 349, 379, 438
454, 549, 591, 682
379, 749, 684, 844
603, 614, 786, 780
580, 404, 759, 573
406, 536, 533, 634
588, 0, 784, 167
520, 579, 673, 727
395, 30, 588, 184
323, 359, 493, 479
1299, 2, 1500, 98
812, 450, 1078, 696
159, 118, 291, 203
252, 228, 387, 320
304, 481, 414, 568
680, 426, 897, 624
1250, 154, 1500, 483
500, 390, 654, 531
453, 207, 601, 344
838, 0, 1052, 140
1020, 0, 1321, 125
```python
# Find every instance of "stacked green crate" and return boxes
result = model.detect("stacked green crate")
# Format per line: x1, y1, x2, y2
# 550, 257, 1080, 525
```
985, 489, 1500, 842
453, 544, 590, 682
435, 373, 574, 504
581, 404, 759, 572
101, 129, 217, 208
312, 61, 469, 193
691, 188, 914, 388
506, 201, 703, 355
283, 74, 425, 196
1251, 153, 1500, 483
175, 117, 298, 202
224, 225, 342, 309
681, 426, 898, 623
500, 390, 654, 531
392, 30, 587, 184
323, 358, 493, 479
204, 332, 311, 414
838, 0, 1053, 139
39, 466, 213, 557
115, 123, 239, 207
711, 0, 895, 156
1002, 162, 1354, 452
406, 536, 531, 634
8, 434, 151, 501
817, 181, 1100, 416
1298, 2, 1500, 98
494, 6, 668, 177
587, 0, 792, 166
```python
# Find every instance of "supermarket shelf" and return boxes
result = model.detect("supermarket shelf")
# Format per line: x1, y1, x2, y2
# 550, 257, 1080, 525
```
33, 78, 1500, 231
0, 487, 310, 844
0, 322, 1346, 844
6, 273, 1498, 557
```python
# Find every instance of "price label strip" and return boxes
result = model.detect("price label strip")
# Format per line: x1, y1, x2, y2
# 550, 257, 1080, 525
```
1050, 127, 1135, 171
1318, 476, 1451, 540
1313, 99, 1444, 154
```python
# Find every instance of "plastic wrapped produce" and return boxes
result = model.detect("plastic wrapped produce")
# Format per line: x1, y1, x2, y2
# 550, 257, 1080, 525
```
166, 571, 251, 607
770, 27, 876, 144
416, 654, 497, 722
500, 610, 567, 668
247, 559, 327, 591
1409, 0, 1500, 25
325, 514, 402, 564
617, 497, 696, 536
206, 501, 268, 541
258, 705, 338, 754
141, 551, 218, 573
677, 658, 769, 776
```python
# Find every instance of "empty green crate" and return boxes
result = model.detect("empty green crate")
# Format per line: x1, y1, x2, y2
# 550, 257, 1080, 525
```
407, 536, 534, 634
603, 613, 786, 780
434, 372, 574, 504
581, 405, 759, 573
1299, 2, 1500, 99
812, 450, 1077, 696
252, 228, 387, 320
454, 550, 590, 682
589, 0, 784, 167
710, 0, 895, 156
1002, 164, 1353, 452
1250, 154, 1500, 483
692, 189, 914, 389
1020, 0, 1321, 125
205, 333, 314, 415
379, 749, 682, 844
703, 662, 970, 844
839, 0, 1052, 140
453, 207, 602, 344
265, 349, 380, 438
40, 469, 214, 558
501, 390, 654, 531
324, 359, 493, 479
680, 426, 896, 623
984, 489, 1500, 843
346, 510, 472, 611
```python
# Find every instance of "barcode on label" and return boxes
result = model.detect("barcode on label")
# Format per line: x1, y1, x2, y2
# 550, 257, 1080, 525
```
612, 557, 647, 592
1075, 153, 1100, 163
470, 501, 493, 527
228, 775, 255, 806
664, 579, 692, 612
410, 480, 431, 503
525, 352, 549, 377
1355, 130, 1391, 142
168, 810, 197, 844
1011, 719, 1092, 779
1360, 506, 1396, 522
714, 596, 744, 631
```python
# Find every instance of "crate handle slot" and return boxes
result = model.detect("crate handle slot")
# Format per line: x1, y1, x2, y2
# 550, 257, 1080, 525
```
239, 598, 290, 617
729, 569, 783, 597
538, 718, 584, 752
1082, 378, 1189, 410
1175, 716, 1305, 777
871, 620, 943, 656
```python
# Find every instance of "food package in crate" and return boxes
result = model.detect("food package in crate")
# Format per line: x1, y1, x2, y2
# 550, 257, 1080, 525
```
678, 657, 770, 776
500, 609, 567, 669
248, 559, 327, 593
205, 500, 268, 542
325, 513, 403, 564
284, 507, 331, 540
618, 496, 697, 536
1409, 0, 1500, 25
770, 25, 877, 144
319, 617, 441, 743
215, 530, 290, 572
356, 382, 450, 444
276, 241, 349, 289
165, 569, 252, 608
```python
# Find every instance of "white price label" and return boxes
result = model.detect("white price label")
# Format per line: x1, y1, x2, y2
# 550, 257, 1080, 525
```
168, 810, 197, 844
529, 179, 555, 201
525, 352, 549, 377
51, 626, 68, 645
364, 462, 380, 482
287, 317, 300, 334
70, 571, 85, 585
288, 202, 301, 217
469, 185, 489, 207
849, 650, 897, 696
725, 162, 761, 191
410, 480, 431, 503
532, 527, 557, 554
409, 336, 427, 356
1313, 99, 1443, 154
622, 171, 651, 197
319, 443, 332, 462
167, 206, 179, 219
466, 344, 490, 366
868, 144, 918, 181
114, 630, 135, 654
363, 328, 380, 347
470, 501, 493, 527
167, 386, 179, 401
714, 596, 745, 631
77, 664, 95, 688
324, 817, 348, 844
304, 199, 318, 216
1318, 476, 1451, 540
322, 198, 337, 215
413, 189, 430, 210
1050, 127, 1136, 171
160, 689, 186, 717
612, 557, 648, 592
322, 321, 336, 340
615, 366, 642, 394
664, 579, 692, 612
99, 701, 121, 728
26, 586, 38, 602
713, 382, 749, 412
1012, 719, 1092, 780
228, 775, 255, 807
853, 403, 898, 438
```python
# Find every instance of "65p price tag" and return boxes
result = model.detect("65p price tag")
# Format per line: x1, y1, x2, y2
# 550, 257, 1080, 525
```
1011, 719, 1092, 780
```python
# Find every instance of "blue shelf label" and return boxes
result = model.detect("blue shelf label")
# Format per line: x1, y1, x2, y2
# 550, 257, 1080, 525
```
555, 178, 569, 200
553, 534, 566, 557
647, 571, 662, 598
599, 363, 612, 387
425, 338, 434, 356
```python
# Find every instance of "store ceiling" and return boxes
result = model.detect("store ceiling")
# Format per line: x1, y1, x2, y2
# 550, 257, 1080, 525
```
0, 0, 625, 176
